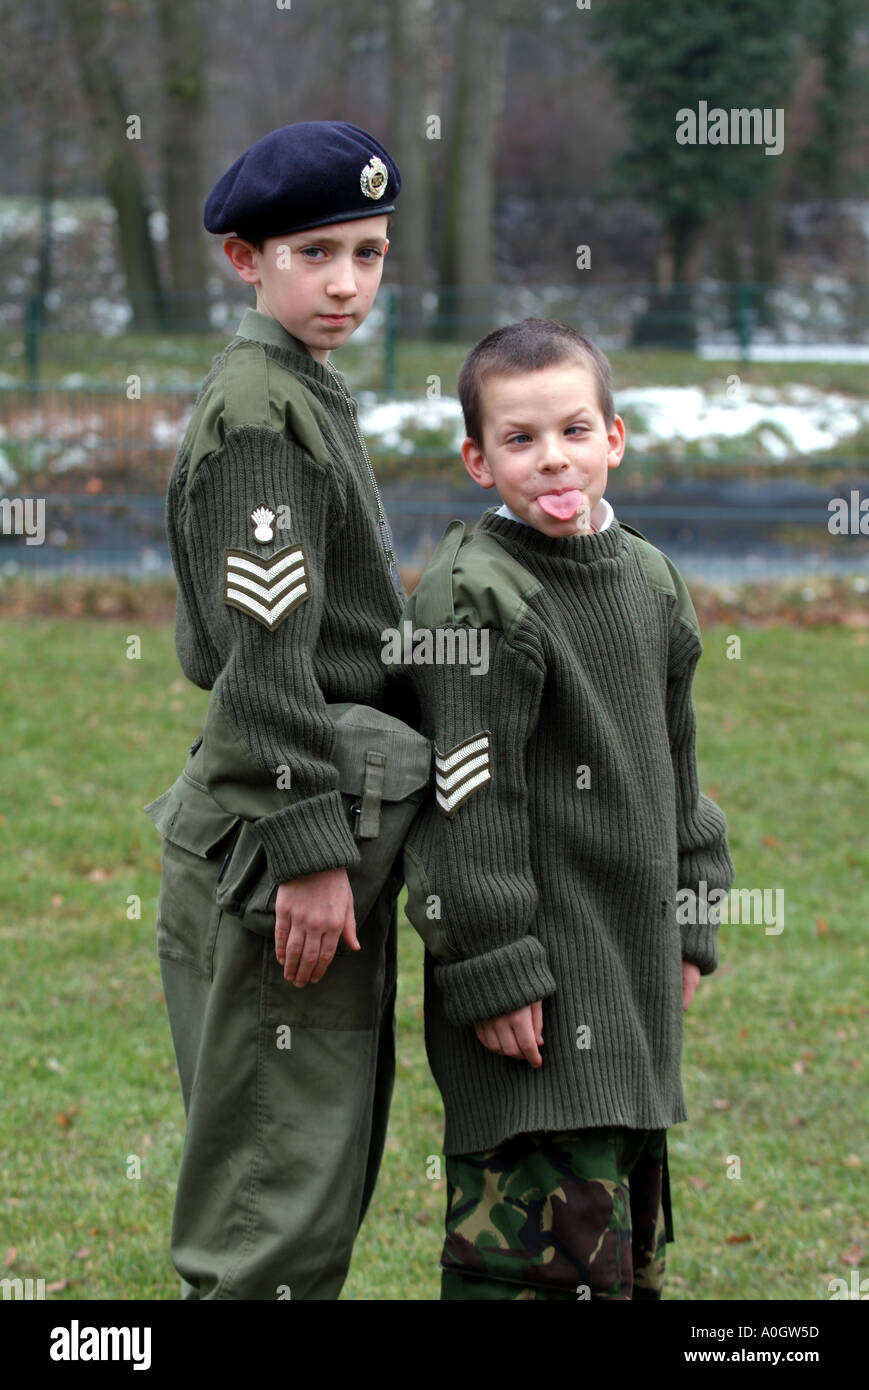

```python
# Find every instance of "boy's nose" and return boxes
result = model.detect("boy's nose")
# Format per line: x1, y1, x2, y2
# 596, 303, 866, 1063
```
539, 440, 569, 469
326, 261, 358, 298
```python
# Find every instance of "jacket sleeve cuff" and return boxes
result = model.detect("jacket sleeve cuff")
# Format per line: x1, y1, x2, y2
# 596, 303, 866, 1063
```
433, 935, 557, 1028
251, 790, 361, 884
677, 793, 734, 975
680, 922, 720, 975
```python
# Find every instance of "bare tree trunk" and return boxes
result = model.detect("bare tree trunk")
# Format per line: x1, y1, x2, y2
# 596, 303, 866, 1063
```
65, 0, 165, 330
714, 203, 743, 337
438, 2, 510, 340
389, 0, 437, 341
634, 215, 700, 349
155, 0, 208, 331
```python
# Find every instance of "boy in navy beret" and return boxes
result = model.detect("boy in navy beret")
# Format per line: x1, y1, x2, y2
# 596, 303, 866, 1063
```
148, 120, 406, 1300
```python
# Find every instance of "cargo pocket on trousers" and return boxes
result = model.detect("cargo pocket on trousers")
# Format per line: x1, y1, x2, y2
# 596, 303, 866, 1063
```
145, 773, 241, 979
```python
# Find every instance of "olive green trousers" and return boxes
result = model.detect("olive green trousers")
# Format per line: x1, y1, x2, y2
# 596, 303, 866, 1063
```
157, 832, 398, 1300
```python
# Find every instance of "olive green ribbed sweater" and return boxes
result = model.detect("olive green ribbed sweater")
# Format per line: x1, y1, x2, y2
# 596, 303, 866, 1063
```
399, 508, 734, 1155
165, 309, 405, 886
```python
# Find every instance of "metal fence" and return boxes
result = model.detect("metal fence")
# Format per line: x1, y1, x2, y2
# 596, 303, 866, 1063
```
1, 276, 867, 584
4, 279, 869, 390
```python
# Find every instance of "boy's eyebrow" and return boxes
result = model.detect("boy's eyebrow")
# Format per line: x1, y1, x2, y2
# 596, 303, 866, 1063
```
291, 231, 388, 249
498, 405, 596, 430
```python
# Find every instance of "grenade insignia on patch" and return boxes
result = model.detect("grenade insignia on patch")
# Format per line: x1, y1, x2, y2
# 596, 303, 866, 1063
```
251, 506, 275, 543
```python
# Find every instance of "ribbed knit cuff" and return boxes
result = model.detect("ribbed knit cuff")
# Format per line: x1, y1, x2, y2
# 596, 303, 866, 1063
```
680, 922, 720, 975
251, 790, 361, 884
433, 936, 557, 1028
678, 794, 733, 975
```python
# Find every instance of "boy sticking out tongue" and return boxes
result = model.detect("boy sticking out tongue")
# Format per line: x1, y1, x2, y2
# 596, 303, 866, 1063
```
458, 345, 621, 538
537, 489, 592, 529
392, 317, 734, 1301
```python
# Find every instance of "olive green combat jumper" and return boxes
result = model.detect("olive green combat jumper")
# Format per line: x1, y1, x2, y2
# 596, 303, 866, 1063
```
397, 511, 734, 1152
396, 511, 734, 1296
148, 308, 407, 1300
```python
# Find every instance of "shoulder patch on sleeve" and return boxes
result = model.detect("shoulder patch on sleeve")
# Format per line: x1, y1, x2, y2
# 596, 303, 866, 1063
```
411, 521, 543, 639
223, 543, 309, 631
434, 731, 492, 816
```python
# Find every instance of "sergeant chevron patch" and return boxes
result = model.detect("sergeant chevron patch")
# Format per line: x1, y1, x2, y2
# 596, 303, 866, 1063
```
434, 732, 492, 816
223, 544, 309, 631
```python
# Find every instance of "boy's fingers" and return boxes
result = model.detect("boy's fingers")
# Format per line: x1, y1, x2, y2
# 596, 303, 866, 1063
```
341, 903, 360, 953
495, 1021, 518, 1056
515, 1020, 542, 1068
283, 929, 303, 979
283, 922, 320, 982
308, 938, 340, 984
292, 932, 338, 987
531, 999, 544, 1044
274, 916, 289, 965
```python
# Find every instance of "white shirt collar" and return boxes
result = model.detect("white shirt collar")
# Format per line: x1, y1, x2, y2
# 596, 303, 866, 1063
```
495, 495, 614, 533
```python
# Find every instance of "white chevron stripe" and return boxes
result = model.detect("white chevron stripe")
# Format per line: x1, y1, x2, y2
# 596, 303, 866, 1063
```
434, 735, 489, 773
435, 750, 489, 792
227, 549, 304, 582
225, 563, 306, 604
226, 581, 308, 626
435, 767, 491, 814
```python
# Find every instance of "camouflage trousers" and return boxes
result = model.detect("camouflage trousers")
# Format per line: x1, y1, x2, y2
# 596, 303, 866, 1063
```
440, 1127, 670, 1300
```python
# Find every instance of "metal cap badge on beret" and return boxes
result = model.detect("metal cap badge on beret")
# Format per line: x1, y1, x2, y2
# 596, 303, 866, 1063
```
203, 121, 401, 241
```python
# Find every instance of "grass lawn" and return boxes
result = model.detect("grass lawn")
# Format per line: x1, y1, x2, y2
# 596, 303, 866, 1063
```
0, 618, 866, 1300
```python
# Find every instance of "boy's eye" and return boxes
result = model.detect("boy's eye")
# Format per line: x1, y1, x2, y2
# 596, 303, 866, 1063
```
356, 247, 383, 260
565, 424, 587, 436
300, 246, 325, 259
507, 433, 531, 445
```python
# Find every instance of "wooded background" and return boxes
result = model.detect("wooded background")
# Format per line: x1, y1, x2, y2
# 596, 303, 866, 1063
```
0, 0, 867, 343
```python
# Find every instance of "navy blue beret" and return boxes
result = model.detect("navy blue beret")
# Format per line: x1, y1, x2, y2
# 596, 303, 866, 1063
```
203, 121, 401, 241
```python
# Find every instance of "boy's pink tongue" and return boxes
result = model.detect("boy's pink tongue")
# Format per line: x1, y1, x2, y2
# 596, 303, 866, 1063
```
538, 489, 585, 520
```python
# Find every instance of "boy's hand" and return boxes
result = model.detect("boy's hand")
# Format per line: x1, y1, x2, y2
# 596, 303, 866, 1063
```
682, 960, 701, 1010
473, 1001, 544, 1067
275, 868, 359, 987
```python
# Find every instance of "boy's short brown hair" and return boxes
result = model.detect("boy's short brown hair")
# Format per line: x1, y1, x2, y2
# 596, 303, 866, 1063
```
458, 318, 615, 446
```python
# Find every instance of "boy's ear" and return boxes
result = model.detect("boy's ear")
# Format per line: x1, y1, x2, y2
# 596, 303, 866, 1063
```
607, 413, 627, 470
222, 236, 260, 285
461, 437, 495, 489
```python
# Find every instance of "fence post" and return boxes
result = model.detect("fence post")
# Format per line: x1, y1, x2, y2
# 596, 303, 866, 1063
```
736, 283, 753, 363
26, 295, 41, 386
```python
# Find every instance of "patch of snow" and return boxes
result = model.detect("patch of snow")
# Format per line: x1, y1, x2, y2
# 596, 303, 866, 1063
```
90, 298, 132, 336
0, 449, 18, 489
700, 344, 869, 363
54, 446, 89, 473
616, 385, 867, 453
149, 210, 168, 242
359, 395, 465, 442
150, 414, 186, 446
757, 428, 790, 459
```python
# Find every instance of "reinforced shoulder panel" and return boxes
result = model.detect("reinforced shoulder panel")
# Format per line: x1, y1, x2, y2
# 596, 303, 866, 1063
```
185, 340, 331, 486
620, 522, 700, 644
410, 520, 543, 638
